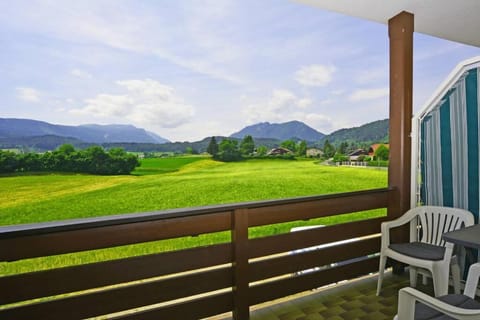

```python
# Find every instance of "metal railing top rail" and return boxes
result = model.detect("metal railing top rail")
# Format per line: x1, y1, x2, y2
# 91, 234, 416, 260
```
0, 188, 390, 239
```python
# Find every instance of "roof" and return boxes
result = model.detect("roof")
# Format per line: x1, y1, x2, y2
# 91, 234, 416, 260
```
296, 0, 480, 47
267, 147, 292, 155
348, 149, 367, 156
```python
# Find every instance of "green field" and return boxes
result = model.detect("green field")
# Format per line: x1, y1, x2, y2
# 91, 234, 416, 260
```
132, 156, 206, 175
0, 157, 388, 275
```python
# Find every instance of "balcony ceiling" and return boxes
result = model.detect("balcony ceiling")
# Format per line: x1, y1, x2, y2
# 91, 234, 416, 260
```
296, 0, 480, 47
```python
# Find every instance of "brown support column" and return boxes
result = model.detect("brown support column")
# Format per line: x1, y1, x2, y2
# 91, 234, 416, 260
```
388, 11, 413, 224
387, 12, 413, 270
232, 208, 249, 320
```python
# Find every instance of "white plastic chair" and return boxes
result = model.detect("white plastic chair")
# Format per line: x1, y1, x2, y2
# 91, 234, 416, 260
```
394, 262, 480, 320
377, 206, 475, 297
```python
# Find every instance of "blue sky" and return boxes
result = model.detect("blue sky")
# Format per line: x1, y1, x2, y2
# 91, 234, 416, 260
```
1, 1, 479, 142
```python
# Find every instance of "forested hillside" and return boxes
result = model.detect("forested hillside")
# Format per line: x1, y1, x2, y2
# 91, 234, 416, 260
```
320, 119, 388, 145
230, 120, 324, 141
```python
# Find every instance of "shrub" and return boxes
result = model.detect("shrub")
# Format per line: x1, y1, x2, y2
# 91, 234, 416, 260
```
1, 145, 140, 175
333, 153, 349, 162
374, 144, 389, 161
0, 150, 18, 173
216, 139, 242, 162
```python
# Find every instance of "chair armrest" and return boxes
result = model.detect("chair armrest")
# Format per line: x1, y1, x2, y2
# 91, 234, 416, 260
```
380, 209, 417, 248
382, 209, 418, 230
397, 287, 480, 320
464, 263, 480, 298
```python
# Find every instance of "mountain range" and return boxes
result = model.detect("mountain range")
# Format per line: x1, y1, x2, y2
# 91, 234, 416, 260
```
0, 118, 169, 144
0, 118, 389, 152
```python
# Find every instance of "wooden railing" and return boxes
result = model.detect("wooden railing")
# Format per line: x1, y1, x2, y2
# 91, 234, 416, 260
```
0, 188, 391, 319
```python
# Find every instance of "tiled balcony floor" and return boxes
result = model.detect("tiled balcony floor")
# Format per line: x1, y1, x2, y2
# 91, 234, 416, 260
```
212, 271, 435, 320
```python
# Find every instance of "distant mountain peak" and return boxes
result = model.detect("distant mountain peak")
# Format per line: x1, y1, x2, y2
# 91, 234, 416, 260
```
230, 120, 325, 141
80, 123, 137, 129
284, 120, 303, 124
0, 118, 169, 144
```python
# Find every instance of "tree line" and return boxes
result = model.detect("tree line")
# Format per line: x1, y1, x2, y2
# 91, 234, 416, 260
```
206, 135, 308, 162
205, 134, 389, 163
0, 144, 139, 175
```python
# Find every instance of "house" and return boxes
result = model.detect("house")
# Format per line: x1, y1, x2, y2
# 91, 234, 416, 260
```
306, 148, 323, 157
348, 148, 368, 161
1, 2, 479, 320
267, 147, 292, 156
368, 143, 389, 157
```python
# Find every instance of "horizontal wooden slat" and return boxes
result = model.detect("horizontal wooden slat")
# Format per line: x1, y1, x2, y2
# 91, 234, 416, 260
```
249, 256, 380, 306
248, 189, 389, 227
0, 212, 231, 261
0, 243, 232, 304
249, 217, 386, 258
112, 292, 233, 320
0, 267, 233, 320
249, 237, 380, 282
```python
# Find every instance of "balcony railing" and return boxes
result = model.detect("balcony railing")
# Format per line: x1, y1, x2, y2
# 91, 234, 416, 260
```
0, 187, 391, 320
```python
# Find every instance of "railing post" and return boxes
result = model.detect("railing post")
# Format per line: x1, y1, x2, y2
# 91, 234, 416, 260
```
232, 208, 249, 320
388, 11, 413, 233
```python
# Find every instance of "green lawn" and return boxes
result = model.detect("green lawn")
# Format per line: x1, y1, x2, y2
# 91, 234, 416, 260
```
0, 157, 388, 275
132, 155, 206, 175
0, 158, 387, 225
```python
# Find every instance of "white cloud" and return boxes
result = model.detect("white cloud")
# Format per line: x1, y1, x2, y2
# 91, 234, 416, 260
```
166, 120, 231, 142
16, 87, 41, 102
154, 50, 243, 84
71, 79, 194, 129
302, 113, 334, 133
297, 98, 312, 108
294, 64, 336, 87
243, 89, 298, 123
268, 89, 297, 110
71, 68, 92, 79
242, 89, 335, 133
80, 94, 131, 118
348, 88, 389, 101
1, 1, 243, 84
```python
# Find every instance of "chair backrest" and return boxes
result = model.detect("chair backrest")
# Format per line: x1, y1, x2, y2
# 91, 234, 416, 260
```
410, 206, 475, 247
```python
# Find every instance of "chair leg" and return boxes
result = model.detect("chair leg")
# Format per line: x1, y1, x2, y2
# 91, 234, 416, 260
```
422, 273, 428, 285
432, 267, 449, 297
409, 266, 418, 288
451, 263, 461, 294
377, 254, 387, 296
397, 289, 416, 320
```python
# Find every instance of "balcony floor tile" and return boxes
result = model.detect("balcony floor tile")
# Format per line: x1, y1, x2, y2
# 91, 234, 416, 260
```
209, 271, 436, 320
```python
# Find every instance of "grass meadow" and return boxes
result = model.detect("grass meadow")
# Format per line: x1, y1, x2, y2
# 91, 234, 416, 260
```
0, 157, 388, 275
